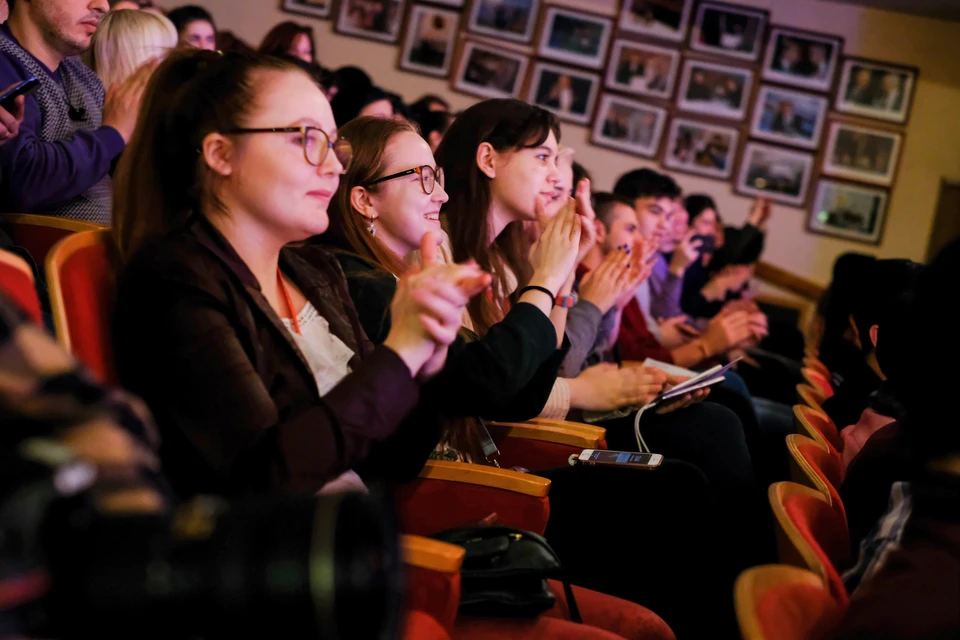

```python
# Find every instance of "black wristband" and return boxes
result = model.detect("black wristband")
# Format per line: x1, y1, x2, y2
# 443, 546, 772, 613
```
517, 285, 555, 306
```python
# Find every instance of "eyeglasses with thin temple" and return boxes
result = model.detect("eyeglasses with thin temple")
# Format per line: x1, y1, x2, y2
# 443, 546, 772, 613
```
223, 126, 352, 170
367, 165, 444, 195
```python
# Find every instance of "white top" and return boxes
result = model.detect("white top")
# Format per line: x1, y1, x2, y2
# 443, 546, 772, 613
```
281, 301, 367, 495
281, 301, 355, 396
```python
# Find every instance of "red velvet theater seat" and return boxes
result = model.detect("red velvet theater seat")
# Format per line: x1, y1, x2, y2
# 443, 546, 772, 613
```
46, 230, 118, 385
0, 248, 43, 326
1, 214, 104, 268
735, 564, 845, 640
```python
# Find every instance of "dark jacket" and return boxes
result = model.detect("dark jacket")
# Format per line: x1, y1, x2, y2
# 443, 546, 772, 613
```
112, 218, 438, 498
335, 252, 566, 424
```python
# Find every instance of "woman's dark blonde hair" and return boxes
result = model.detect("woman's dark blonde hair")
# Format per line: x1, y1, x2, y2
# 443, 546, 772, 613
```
435, 99, 560, 336
113, 49, 306, 262
326, 116, 419, 277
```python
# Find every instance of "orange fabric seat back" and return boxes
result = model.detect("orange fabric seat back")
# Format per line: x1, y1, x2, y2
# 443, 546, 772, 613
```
770, 482, 850, 606
736, 565, 845, 640
794, 404, 843, 455
47, 231, 118, 385
0, 249, 43, 326
802, 368, 835, 399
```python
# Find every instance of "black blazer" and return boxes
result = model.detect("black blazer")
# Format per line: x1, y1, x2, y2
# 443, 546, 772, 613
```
112, 218, 440, 498
335, 252, 567, 423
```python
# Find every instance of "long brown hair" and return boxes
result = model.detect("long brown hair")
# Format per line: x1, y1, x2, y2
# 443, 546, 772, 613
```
258, 21, 316, 62
112, 50, 304, 262
326, 116, 418, 277
434, 99, 560, 335
327, 116, 488, 463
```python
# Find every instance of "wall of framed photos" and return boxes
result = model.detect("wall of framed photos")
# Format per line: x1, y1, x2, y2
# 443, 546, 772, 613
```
200, 0, 960, 284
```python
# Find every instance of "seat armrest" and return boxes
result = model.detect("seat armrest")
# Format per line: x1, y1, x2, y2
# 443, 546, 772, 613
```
486, 421, 605, 448
418, 460, 550, 497
402, 535, 463, 632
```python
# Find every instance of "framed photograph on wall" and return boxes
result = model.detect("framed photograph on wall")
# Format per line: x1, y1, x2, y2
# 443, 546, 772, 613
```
835, 57, 917, 124
452, 40, 529, 100
749, 85, 828, 150
429, 0, 465, 6
677, 59, 754, 121
335, 0, 408, 43
399, 5, 461, 77
591, 93, 668, 158
282, 0, 332, 19
537, 7, 613, 70
604, 39, 680, 100
762, 26, 842, 93
808, 179, 888, 245
822, 121, 903, 186
527, 61, 601, 125
736, 141, 815, 206
689, 2, 768, 62
617, 0, 693, 43
662, 117, 741, 180
467, 0, 541, 44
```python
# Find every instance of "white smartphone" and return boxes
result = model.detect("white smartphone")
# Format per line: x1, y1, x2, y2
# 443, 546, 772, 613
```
570, 450, 664, 469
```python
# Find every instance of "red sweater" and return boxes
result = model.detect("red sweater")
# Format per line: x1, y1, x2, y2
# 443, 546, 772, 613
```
617, 298, 674, 364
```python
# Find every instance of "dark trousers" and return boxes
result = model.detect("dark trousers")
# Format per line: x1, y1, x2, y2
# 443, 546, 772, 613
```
537, 461, 740, 639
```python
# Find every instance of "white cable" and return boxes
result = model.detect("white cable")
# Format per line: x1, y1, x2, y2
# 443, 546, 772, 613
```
633, 404, 652, 454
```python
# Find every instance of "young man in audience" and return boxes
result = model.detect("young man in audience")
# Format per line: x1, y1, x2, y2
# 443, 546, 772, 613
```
822, 259, 922, 431
834, 239, 960, 640
0, 0, 147, 223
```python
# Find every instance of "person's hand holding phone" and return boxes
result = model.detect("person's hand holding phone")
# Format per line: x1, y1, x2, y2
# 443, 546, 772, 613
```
658, 315, 700, 348
668, 229, 703, 276
567, 363, 668, 412
0, 83, 25, 145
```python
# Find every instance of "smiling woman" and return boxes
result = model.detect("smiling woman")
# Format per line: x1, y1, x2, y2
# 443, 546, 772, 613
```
110, 50, 487, 498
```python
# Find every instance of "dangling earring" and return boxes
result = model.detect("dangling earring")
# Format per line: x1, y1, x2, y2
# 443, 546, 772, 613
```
367, 219, 376, 236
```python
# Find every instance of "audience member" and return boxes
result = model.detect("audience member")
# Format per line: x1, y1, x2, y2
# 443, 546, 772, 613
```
834, 239, 960, 640
167, 4, 216, 50
85, 8, 177, 89
412, 108, 450, 151
215, 30, 255, 55
331, 81, 393, 127
110, 50, 482, 498
0, 0, 149, 223
334, 104, 743, 639
258, 20, 314, 63
822, 259, 922, 430
816, 252, 877, 380
409, 93, 449, 114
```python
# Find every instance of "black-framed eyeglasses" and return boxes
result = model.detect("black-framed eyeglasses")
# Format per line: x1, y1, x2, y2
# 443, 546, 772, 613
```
367, 165, 444, 195
223, 126, 353, 170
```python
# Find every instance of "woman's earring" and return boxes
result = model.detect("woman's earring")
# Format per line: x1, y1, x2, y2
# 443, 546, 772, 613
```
367, 219, 376, 236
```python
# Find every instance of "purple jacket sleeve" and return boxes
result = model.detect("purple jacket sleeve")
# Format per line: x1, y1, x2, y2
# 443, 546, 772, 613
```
648, 254, 686, 320
0, 55, 124, 212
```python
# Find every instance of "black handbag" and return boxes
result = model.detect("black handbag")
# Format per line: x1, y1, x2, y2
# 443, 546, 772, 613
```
432, 525, 581, 621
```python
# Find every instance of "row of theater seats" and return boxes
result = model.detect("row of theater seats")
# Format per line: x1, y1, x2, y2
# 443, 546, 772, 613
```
0, 214, 619, 639
734, 352, 852, 639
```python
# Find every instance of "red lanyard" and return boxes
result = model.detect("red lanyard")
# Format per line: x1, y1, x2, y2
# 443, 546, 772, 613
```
277, 268, 301, 335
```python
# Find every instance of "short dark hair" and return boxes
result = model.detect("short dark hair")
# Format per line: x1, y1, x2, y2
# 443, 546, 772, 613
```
572, 161, 592, 188
684, 194, 718, 224
414, 109, 451, 140
592, 192, 635, 228
167, 5, 217, 35
850, 259, 923, 356
613, 168, 680, 202
410, 94, 449, 114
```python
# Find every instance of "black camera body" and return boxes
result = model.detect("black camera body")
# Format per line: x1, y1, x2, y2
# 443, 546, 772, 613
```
0, 439, 403, 640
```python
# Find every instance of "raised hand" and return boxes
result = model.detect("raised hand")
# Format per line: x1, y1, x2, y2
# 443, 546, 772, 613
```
529, 194, 582, 296
668, 229, 703, 276
573, 178, 597, 265
699, 310, 753, 359
103, 60, 157, 143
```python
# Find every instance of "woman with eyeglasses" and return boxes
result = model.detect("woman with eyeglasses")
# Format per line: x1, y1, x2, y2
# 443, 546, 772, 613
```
323, 114, 679, 640
325, 115, 582, 463
110, 50, 490, 499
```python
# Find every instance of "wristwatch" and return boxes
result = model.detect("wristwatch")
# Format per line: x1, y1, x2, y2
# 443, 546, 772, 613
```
556, 292, 579, 309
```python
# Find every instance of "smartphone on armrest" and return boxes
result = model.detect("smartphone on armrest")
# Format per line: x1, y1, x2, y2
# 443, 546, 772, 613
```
1, 77, 39, 111
569, 450, 663, 470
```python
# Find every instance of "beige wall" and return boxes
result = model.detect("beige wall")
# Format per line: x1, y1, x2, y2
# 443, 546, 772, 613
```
201, 0, 960, 285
